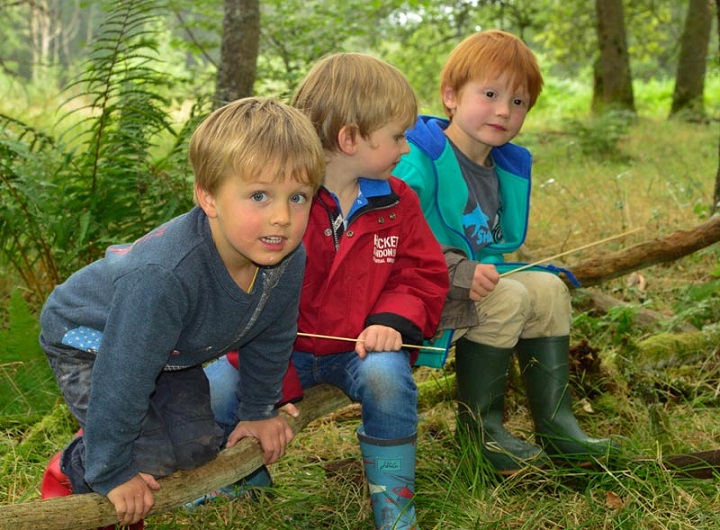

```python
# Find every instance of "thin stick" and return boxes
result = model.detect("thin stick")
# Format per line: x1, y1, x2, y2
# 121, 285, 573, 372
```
499, 227, 644, 278
299, 231, 642, 349
296, 332, 447, 352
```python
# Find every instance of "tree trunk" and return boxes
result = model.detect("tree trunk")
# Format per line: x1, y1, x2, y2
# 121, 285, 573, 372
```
592, 0, 635, 114
214, 0, 260, 108
562, 216, 720, 288
714, 0, 720, 214
714, 139, 720, 214
669, 0, 713, 120
29, 0, 56, 84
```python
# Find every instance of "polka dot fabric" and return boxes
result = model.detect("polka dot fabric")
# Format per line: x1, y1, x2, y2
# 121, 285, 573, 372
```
61, 326, 103, 352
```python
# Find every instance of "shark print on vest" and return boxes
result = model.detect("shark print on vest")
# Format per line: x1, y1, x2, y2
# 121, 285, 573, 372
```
462, 202, 494, 248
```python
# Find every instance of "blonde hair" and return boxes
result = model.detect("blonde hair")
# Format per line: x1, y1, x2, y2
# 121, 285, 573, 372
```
440, 30, 544, 117
291, 53, 418, 151
189, 97, 325, 197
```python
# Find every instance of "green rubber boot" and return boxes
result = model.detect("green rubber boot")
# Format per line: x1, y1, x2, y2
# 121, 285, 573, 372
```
516, 336, 617, 461
358, 427, 418, 530
455, 338, 546, 474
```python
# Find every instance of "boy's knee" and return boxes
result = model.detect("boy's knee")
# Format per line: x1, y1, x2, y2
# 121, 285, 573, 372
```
550, 275, 571, 304
171, 429, 224, 470
516, 271, 570, 303
359, 353, 416, 404
482, 279, 532, 320
367, 381, 417, 417
165, 404, 225, 470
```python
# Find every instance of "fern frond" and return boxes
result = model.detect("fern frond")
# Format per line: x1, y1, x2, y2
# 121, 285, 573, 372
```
0, 122, 63, 301
0, 114, 55, 152
54, 0, 186, 261
0, 0, 194, 305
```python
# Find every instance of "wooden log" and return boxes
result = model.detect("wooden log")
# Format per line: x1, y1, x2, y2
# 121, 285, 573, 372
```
662, 450, 720, 479
0, 384, 351, 530
564, 216, 720, 288
416, 371, 456, 410
572, 288, 699, 333
631, 323, 720, 372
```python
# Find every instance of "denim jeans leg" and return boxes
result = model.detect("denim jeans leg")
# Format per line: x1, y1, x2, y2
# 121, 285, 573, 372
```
60, 435, 93, 494
313, 350, 418, 440
133, 367, 223, 477
206, 350, 417, 441
289, 350, 319, 390
205, 355, 242, 432
356, 350, 418, 439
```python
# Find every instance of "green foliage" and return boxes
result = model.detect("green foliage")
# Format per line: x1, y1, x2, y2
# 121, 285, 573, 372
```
0, 290, 59, 420
0, 115, 63, 304
535, 0, 691, 81
0, 0, 197, 305
59, 0, 190, 252
257, 0, 407, 96
562, 109, 635, 160
572, 305, 640, 348
672, 258, 720, 329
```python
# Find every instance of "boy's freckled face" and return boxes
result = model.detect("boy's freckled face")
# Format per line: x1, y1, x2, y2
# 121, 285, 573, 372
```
443, 73, 530, 157
199, 171, 314, 269
355, 118, 411, 180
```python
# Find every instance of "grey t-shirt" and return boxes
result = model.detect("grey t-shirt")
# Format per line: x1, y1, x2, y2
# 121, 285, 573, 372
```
448, 140, 503, 253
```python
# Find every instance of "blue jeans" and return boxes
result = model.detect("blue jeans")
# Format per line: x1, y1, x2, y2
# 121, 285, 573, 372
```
205, 350, 418, 440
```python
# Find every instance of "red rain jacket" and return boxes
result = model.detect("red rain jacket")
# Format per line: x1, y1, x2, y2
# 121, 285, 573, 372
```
229, 177, 449, 403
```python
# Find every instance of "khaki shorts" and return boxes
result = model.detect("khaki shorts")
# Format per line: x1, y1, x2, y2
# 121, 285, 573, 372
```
453, 270, 572, 349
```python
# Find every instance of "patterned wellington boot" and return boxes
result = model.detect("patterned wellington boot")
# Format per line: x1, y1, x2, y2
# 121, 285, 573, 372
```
358, 426, 418, 530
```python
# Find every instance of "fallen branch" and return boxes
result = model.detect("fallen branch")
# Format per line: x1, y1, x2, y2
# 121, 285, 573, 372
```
565, 216, 720, 288
662, 450, 720, 479
501, 228, 644, 278
0, 385, 351, 530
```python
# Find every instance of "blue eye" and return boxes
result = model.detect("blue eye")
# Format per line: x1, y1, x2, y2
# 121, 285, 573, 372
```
290, 193, 309, 204
251, 192, 268, 202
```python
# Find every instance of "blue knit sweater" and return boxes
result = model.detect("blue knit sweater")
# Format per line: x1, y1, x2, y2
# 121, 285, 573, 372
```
40, 206, 304, 495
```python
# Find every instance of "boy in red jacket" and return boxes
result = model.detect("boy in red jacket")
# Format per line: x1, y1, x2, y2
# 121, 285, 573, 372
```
204, 53, 449, 529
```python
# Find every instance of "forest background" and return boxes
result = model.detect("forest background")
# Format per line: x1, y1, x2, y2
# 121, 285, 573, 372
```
1, 0, 719, 528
